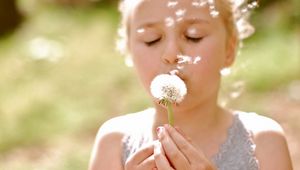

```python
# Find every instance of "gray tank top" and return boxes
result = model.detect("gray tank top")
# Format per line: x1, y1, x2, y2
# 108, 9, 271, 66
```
122, 112, 259, 170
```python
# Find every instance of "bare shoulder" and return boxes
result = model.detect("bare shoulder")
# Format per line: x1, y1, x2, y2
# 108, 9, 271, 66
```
237, 112, 293, 170
89, 108, 154, 170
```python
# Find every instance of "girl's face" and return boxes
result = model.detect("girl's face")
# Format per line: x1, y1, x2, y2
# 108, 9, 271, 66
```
128, 0, 235, 108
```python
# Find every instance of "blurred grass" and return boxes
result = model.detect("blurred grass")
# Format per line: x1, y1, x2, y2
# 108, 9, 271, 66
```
0, 2, 299, 170
0, 4, 150, 169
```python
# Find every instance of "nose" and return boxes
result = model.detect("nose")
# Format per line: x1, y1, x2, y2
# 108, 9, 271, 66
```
161, 39, 181, 65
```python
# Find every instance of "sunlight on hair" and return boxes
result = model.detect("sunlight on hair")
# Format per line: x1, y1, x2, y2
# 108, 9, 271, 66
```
220, 67, 232, 76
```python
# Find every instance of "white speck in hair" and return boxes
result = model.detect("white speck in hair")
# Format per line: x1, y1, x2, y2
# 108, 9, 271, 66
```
210, 10, 219, 18
220, 67, 231, 76
251, 1, 258, 7
230, 91, 241, 99
241, 8, 248, 13
125, 56, 134, 67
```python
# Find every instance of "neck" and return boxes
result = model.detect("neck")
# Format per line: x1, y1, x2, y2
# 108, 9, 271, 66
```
152, 98, 225, 137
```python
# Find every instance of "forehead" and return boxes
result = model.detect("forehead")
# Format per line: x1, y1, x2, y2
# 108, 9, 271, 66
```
130, 0, 221, 27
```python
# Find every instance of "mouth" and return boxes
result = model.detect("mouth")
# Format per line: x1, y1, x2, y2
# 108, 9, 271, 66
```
169, 69, 186, 81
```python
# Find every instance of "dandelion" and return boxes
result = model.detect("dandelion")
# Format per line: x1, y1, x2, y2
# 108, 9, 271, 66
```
150, 74, 187, 125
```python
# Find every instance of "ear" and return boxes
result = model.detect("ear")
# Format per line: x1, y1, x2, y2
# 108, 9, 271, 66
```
224, 35, 238, 67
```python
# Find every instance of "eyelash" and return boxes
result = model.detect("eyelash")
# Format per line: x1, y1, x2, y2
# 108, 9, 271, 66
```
144, 36, 203, 46
145, 38, 161, 46
185, 36, 203, 43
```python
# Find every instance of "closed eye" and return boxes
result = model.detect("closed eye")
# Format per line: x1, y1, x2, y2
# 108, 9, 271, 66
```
186, 36, 203, 43
145, 38, 161, 46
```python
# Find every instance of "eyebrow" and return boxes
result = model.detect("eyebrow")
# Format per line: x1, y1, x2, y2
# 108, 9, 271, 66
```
184, 17, 210, 24
136, 17, 210, 29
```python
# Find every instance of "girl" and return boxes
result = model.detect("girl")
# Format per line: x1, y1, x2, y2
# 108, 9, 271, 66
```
89, 0, 293, 169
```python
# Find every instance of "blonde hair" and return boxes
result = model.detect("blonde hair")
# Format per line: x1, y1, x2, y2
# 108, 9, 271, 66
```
116, 0, 257, 54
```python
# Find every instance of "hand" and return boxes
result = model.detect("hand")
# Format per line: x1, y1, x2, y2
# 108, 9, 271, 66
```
154, 125, 216, 170
124, 142, 157, 170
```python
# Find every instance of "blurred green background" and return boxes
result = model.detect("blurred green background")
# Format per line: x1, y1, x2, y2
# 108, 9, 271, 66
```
0, 0, 299, 169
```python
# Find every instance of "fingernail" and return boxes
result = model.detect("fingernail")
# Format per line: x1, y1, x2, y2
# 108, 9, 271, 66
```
156, 126, 164, 138
164, 124, 171, 130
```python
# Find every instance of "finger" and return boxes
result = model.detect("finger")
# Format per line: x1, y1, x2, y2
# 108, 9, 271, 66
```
174, 126, 193, 144
165, 124, 205, 163
157, 126, 189, 169
153, 140, 174, 170
126, 142, 154, 165
137, 154, 156, 169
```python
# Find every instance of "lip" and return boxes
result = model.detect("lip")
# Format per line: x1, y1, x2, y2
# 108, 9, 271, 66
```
177, 72, 186, 81
169, 70, 187, 81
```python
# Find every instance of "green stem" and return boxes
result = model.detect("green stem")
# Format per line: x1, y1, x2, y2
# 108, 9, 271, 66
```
167, 101, 174, 126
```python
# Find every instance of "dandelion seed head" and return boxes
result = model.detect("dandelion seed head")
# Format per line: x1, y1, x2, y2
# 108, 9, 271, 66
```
150, 74, 187, 104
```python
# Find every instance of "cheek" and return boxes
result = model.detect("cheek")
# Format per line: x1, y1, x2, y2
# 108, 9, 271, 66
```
130, 44, 160, 91
199, 35, 227, 73
186, 34, 227, 87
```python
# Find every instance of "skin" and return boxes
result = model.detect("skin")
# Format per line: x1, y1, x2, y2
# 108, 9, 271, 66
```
89, 0, 293, 170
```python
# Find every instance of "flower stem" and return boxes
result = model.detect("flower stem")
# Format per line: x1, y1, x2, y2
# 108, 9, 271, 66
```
167, 101, 174, 126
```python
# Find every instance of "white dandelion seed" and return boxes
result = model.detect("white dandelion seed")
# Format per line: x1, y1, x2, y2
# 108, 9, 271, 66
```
165, 17, 175, 27
193, 56, 202, 64
192, 0, 207, 8
177, 54, 193, 64
175, 9, 186, 18
177, 64, 185, 70
169, 69, 179, 75
167, 1, 178, 8
210, 10, 219, 18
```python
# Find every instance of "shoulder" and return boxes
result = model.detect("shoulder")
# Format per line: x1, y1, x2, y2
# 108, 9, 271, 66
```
89, 109, 154, 170
98, 108, 155, 135
236, 111, 293, 170
236, 111, 284, 134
